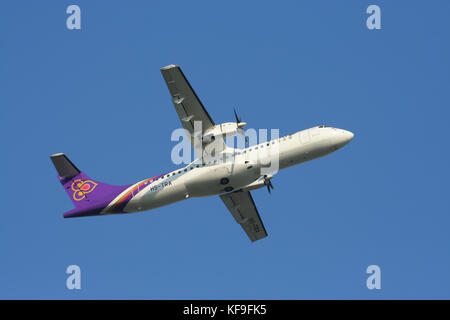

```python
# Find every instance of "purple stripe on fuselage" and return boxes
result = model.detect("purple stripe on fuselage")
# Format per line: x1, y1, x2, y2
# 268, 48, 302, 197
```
101, 173, 167, 214
62, 172, 169, 217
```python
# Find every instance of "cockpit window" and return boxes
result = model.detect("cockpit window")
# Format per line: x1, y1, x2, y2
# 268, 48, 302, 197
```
318, 125, 332, 128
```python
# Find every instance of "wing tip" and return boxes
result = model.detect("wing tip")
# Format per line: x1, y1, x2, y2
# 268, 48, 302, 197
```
50, 152, 65, 158
160, 64, 179, 71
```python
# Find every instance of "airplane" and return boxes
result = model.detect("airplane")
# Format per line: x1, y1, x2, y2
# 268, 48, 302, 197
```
51, 64, 354, 242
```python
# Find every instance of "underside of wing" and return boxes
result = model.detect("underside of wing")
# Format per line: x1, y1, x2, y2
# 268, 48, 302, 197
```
161, 65, 215, 142
220, 190, 268, 242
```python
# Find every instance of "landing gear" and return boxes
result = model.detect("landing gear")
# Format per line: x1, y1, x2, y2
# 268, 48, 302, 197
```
220, 178, 229, 185
224, 186, 234, 192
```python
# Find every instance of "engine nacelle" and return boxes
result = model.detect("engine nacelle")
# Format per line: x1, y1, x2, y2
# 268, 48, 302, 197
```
241, 174, 273, 192
241, 179, 265, 192
202, 122, 246, 144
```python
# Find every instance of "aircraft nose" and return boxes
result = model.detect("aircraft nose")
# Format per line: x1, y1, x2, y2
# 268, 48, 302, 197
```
331, 129, 354, 149
344, 130, 354, 142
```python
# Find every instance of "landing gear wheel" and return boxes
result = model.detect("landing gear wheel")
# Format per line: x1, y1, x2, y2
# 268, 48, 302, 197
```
224, 186, 234, 192
220, 178, 229, 185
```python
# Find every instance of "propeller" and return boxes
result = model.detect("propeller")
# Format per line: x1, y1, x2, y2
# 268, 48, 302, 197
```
234, 107, 248, 145
234, 108, 247, 129
264, 175, 274, 194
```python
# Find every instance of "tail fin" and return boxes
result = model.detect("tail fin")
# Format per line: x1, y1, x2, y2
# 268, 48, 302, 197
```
51, 153, 81, 180
50, 153, 130, 217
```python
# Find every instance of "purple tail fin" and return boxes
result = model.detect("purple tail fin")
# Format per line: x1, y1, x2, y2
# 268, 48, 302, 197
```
50, 153, 130, 218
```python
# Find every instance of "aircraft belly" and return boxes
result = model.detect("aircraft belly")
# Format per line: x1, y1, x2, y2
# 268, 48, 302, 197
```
184, 163, 260, 197
228, 164, 260, 191
184, 166, 226, 197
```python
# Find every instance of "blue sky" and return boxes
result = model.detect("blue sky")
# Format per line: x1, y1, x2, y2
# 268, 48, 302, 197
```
1, 0, 449, 299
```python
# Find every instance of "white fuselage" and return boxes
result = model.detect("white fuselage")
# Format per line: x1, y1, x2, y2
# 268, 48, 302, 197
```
119, 126, 353, 213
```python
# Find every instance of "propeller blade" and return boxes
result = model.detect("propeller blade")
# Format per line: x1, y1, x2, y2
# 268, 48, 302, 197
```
264, 175, 274, 194
233, 108, 241, 123
234, 108, 247, 129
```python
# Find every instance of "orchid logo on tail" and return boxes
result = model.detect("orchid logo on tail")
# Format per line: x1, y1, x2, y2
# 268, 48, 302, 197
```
71, 179, 98, 201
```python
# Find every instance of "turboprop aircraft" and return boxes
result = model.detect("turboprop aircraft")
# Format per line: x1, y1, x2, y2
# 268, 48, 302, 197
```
51, 65, 353, 242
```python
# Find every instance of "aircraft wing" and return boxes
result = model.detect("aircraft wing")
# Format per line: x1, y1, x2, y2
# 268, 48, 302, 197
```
160, 65, 217, 156
220, 190, 268, 242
